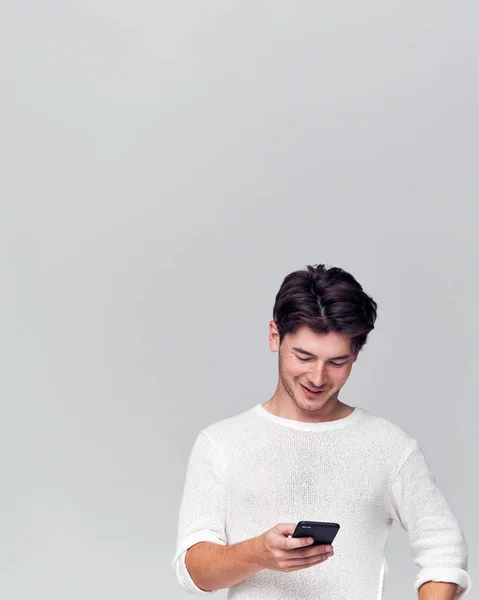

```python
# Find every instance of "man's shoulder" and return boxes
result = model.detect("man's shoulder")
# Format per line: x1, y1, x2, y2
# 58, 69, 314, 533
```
199, 404, 256, 444
359, 407, 418, 450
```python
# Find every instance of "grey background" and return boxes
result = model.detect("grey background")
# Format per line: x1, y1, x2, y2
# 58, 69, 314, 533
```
1, 1, 477, 598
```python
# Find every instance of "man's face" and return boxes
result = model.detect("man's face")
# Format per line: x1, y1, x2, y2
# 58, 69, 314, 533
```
269, 322, 358, 412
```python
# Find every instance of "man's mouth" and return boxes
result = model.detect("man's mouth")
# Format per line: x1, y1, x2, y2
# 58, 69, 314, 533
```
300, 383, 326, 396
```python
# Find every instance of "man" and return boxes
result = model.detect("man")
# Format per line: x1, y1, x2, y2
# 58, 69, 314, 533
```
172, 264, 471, 599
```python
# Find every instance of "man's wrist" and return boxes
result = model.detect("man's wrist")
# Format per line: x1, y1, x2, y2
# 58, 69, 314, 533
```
249, 535, 267, 570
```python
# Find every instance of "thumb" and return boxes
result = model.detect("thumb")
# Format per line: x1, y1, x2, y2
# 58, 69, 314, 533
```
274, 523, 297, 536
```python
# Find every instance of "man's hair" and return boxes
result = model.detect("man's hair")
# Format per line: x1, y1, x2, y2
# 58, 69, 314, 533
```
272, 264, 378, 355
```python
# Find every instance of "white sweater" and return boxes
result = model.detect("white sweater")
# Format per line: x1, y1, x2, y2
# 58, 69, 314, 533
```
172, 403, 471, 599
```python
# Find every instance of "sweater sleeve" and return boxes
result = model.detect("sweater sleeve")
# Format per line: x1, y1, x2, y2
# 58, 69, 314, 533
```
389, 440, 472, 598
172, 431, 227, 595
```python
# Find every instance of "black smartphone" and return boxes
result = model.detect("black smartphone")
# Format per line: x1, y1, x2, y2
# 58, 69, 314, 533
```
291, 520, 340, 546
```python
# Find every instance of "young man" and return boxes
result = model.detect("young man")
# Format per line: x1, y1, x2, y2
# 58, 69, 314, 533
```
172, 264, 471, 599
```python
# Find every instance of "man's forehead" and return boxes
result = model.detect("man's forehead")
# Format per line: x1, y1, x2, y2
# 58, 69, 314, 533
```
287, 330, 352, 355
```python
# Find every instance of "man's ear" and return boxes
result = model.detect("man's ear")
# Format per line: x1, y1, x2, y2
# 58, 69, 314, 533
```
269, 320, 280, 352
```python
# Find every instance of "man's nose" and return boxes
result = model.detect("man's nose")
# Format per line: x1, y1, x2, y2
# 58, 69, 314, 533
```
308, 365, 326, 387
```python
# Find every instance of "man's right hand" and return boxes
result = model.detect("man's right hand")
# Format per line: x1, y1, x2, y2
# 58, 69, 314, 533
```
255, 523, 334, 573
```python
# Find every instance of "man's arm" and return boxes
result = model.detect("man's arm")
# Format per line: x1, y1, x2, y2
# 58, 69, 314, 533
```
389, 440, 471, 599
172, 431, 229, 595
418, 581, 458, 600
185, 537, 264, 592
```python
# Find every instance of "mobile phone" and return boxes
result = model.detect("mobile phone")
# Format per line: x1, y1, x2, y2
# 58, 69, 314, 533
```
291, 520, 340, 546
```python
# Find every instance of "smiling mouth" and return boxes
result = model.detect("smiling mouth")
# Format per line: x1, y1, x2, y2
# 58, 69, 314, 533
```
301, 383, 326, 393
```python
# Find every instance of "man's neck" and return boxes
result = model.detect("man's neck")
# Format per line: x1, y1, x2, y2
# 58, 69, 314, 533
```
262, 398, 354, 423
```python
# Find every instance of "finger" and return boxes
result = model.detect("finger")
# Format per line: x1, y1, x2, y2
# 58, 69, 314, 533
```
303, 543, 333, 553
284, 535, 315, 550
284, 548, 333, 562
285, 554, 332, 571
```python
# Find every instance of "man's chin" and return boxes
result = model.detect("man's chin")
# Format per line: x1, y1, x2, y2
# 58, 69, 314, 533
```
297, 395, 333, 410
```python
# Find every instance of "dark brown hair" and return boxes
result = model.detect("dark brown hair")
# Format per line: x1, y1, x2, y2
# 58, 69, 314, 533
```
272, 264, 378, 355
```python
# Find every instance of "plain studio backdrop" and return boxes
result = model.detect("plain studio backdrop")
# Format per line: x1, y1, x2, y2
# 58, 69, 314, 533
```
0, 1, 477, 599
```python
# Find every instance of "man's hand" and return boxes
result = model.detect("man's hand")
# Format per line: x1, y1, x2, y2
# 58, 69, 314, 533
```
418, 581, 458, 599
255, 522, 334, 573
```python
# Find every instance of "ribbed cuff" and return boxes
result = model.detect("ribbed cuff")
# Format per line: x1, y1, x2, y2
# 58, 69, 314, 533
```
415, 567, 472, 599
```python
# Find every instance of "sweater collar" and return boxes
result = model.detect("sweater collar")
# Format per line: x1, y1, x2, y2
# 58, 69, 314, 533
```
252, 402, 363, 431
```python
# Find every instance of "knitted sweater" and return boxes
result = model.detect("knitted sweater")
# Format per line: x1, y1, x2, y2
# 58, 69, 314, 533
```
172, 403, 471, 599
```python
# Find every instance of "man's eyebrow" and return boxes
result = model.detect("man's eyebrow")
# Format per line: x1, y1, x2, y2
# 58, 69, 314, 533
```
292, 347, 352, 361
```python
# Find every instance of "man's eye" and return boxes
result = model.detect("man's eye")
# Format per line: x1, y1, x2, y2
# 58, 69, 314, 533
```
296, 356, 346, 367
